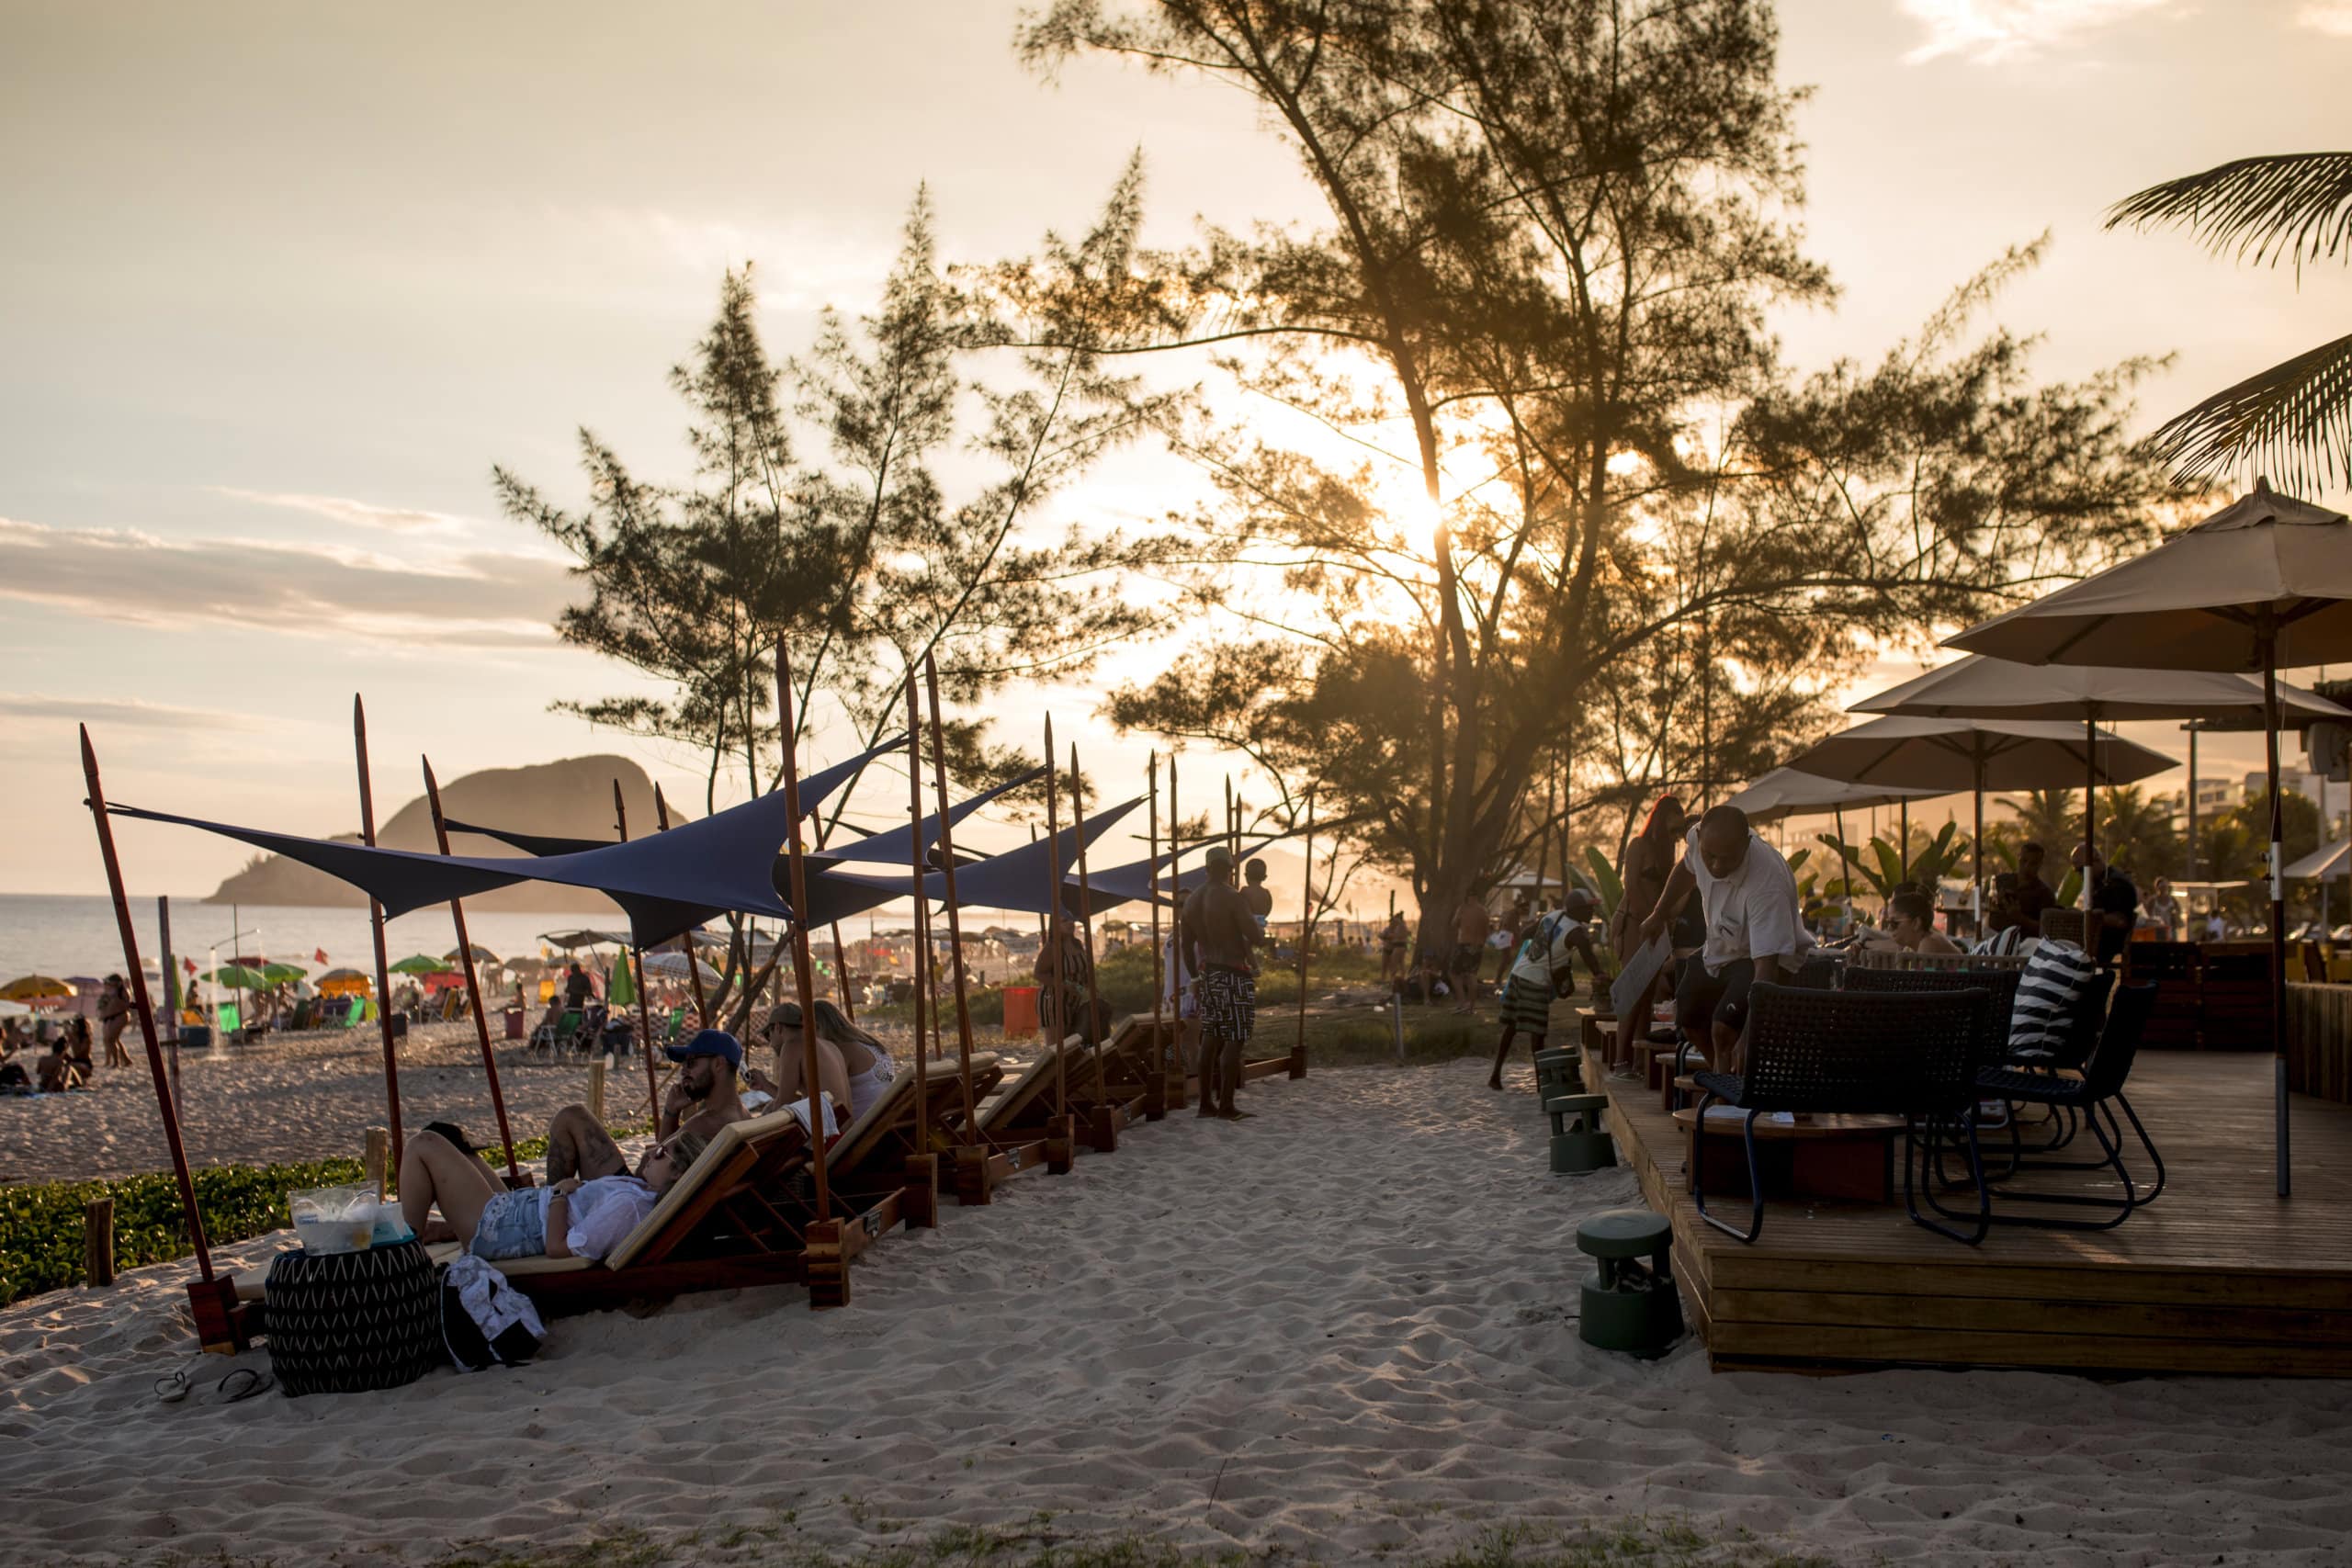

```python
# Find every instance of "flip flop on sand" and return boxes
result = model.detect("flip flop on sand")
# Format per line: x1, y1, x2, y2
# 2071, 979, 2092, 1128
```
153, 1364, 274, 1406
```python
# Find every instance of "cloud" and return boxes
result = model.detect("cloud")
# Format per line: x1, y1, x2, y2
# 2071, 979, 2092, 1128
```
209, 487, 482, 538
2301, 2, 2352, 36
0, 516, 576, 649
0, 694, 268, 732
1900, 0, 2169, 63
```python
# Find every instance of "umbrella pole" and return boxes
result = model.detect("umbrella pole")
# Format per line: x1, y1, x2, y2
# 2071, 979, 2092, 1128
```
1973, 755, 1985, 931
775, 643, 833, 1230
1045, 716, 1068, 1126
424, 757, 519, 1180
2086, 710, 2099, 907
79, 726, 214, 1284
1148, 752, 1165, 1114
612, 783, 662, 1127
922, 652, 981, 1142
2265, 638, 2290, 1198
352, 695, 403, 1164
1071, 741, 1111, 1115
903, 673, 930, 1153
653, 785, 713, 1029
832, 922, 855, 1023
1295, 789, 1315, 1077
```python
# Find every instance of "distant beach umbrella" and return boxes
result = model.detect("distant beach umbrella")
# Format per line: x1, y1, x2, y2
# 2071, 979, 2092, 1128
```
444, 944, 499, 965
388, 953, 447, 976
258, 962, 307, 986
0, 975, 75, 1002
198, 964, 272, 991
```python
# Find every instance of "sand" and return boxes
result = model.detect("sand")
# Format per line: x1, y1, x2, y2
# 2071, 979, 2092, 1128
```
4, 1056, 2351, 1566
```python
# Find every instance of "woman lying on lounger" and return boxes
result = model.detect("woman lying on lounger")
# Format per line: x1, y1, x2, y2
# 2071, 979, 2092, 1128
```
397, 1123, 707, 1264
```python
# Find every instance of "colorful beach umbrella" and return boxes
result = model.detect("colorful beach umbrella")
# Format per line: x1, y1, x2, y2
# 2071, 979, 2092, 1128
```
0, 975, 75, 1001
388, 953, 446, 976
199, 964, 272, 990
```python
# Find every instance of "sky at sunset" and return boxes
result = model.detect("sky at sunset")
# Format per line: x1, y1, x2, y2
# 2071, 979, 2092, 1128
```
9, 0, 2352, 899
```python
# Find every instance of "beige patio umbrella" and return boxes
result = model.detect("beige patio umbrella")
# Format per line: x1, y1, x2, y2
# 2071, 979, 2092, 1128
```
1850, 654, 2348, 885
1779, 716, 2177, 902
1723, 767, 1948, 824
1949, 478, 2352, 1196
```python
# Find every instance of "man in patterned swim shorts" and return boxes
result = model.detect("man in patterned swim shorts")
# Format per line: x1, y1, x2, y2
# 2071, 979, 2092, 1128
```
1182, 844, 1261, 1121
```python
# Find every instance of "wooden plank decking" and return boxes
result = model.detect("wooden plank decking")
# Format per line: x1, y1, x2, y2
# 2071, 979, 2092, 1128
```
1588, 1047, 2352, 1377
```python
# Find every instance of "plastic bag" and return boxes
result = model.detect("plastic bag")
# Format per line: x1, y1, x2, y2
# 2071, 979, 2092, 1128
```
289, 1185, 376, 1253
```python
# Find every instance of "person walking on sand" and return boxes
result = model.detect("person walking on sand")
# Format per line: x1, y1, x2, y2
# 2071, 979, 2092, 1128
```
97, 974, 133, 1070
1182, 844, 1261, 1120
1487, 890, 1611, 1089
1449, 890, 1493, 1014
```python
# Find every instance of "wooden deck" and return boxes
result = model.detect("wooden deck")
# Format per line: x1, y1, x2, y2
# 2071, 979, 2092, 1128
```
1589, 1048, 2352, 1377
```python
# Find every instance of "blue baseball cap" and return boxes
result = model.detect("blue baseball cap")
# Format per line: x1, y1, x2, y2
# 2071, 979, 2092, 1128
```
665, 1028, 742, 1068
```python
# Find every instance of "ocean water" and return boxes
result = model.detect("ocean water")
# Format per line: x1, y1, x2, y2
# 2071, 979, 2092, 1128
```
0, 893, 630, 987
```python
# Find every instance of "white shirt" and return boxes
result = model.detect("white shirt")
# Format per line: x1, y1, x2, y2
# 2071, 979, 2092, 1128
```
1682, 826, 1807, 975
539, 1175, 658, 1262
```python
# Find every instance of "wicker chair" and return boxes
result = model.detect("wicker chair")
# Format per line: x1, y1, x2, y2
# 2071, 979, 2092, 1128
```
1952, 981, 2165, 1230
1839, 964, 2023, 1072
1689, 985, 1989, 1246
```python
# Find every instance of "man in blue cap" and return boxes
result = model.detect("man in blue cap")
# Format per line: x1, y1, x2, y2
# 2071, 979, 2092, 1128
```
660, 1027, 754, 1147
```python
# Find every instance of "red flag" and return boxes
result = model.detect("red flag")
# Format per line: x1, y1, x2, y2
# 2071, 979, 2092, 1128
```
312, 947, 329, 964
182, 956, 197, 975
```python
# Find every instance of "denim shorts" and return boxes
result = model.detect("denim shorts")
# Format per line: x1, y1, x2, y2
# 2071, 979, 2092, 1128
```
469, 1189, 547, 1261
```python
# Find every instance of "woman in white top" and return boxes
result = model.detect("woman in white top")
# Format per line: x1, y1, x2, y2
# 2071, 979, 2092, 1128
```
397, 1125, 700, 1265
765, 999, 896, 1121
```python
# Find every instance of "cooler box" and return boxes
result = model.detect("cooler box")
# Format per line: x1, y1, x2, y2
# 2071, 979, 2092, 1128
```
503, 1005, 526, 1040
1002, 985, 1040, 1040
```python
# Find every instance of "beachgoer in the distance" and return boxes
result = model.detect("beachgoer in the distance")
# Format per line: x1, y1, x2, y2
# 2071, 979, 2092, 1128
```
1640, 805, 1810, 1077
563, 961, 595, 1009
763, 999, 893, 1123
2075, 843, 2140, 964
37, 1036, 77, 1092
67, 1016, 95, 1079
1492, 895, 1530, 990
97, 975, 133, 1069
1487, 889, 1610, 1089
2143, 875, 2181, 940
2011, 840, 2057, 935
1449, 890, 1493, 1014
400, 1124, 705, 1266
1182, 844, 1260, 1120
1032, 900, 1099, 1043
1241, 858, 1274, 935
1380, 911, 1409, 986
1860, 890, 1961, 957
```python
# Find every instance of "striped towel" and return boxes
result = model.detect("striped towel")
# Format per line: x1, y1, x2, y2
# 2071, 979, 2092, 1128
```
2008, 940, 2095, 1055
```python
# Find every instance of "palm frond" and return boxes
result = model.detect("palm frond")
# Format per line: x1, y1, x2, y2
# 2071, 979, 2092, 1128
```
2148, 330, 2352, 493
2107, 152, 2352, 270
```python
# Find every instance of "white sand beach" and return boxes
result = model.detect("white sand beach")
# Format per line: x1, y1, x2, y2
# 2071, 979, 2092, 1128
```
4, 1056, 2349, 1566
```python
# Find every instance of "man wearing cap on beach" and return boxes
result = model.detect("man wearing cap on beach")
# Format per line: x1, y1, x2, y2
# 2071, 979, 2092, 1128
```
660, 1027, 755, 1148
1639, 804, 1809, 1077
1181, 843, 1261, 1121
1487, 889, 1611, 1089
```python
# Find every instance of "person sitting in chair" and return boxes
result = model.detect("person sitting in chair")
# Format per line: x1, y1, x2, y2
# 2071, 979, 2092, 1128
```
763, 999, 892, 1123
399, 1123, 704, 1265
659, 1028, 759, 1145
1861, 890, 1961, 956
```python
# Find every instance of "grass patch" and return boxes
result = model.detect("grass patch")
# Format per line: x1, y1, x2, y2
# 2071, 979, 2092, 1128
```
0, 1122, 646, 1309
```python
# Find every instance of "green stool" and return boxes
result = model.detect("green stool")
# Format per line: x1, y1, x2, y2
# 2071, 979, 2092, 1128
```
1577, 1208, 1683, 1358
1543, 1090, 1614, 1174
1533, 1048, 1579, 1094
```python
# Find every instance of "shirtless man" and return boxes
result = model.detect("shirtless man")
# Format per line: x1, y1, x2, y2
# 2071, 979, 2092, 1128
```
657, 1028, 756, 1147
1181, 845, 1261, 1120
1450, 890, 1494, 1014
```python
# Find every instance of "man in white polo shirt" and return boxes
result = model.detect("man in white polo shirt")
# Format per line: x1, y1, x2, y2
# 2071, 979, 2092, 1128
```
1637, 804, 1808, 1075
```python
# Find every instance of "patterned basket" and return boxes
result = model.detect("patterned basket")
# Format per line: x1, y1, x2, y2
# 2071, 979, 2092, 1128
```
265, 1238, 442, 1396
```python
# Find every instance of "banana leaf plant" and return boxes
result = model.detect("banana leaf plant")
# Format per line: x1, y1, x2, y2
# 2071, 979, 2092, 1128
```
1815, 821, 1970, 903
1580, 848, 1624, 918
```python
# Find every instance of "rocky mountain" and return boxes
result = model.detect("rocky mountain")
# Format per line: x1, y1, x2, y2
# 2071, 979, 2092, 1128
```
206, 755, 690, 911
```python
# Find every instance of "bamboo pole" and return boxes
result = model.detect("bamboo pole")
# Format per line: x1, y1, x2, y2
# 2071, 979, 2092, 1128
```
352, 695, 403, 1163
79, 726, 214, 1282
1045, 715, 1067, 1117
157, 895, 181, 1117
1070, 741, 1110, 1107
613, 782, 663, 1124
424, 757, 519, 1179
653, 784, 714, 1029
832, 920, 855, 1021
776, 642, 831, 1218
903, 671, 930, 1144
922, 652, 982, 1138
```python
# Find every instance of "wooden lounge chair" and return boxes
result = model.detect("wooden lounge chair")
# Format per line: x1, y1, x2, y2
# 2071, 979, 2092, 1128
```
950, 1039, 1082, 1205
